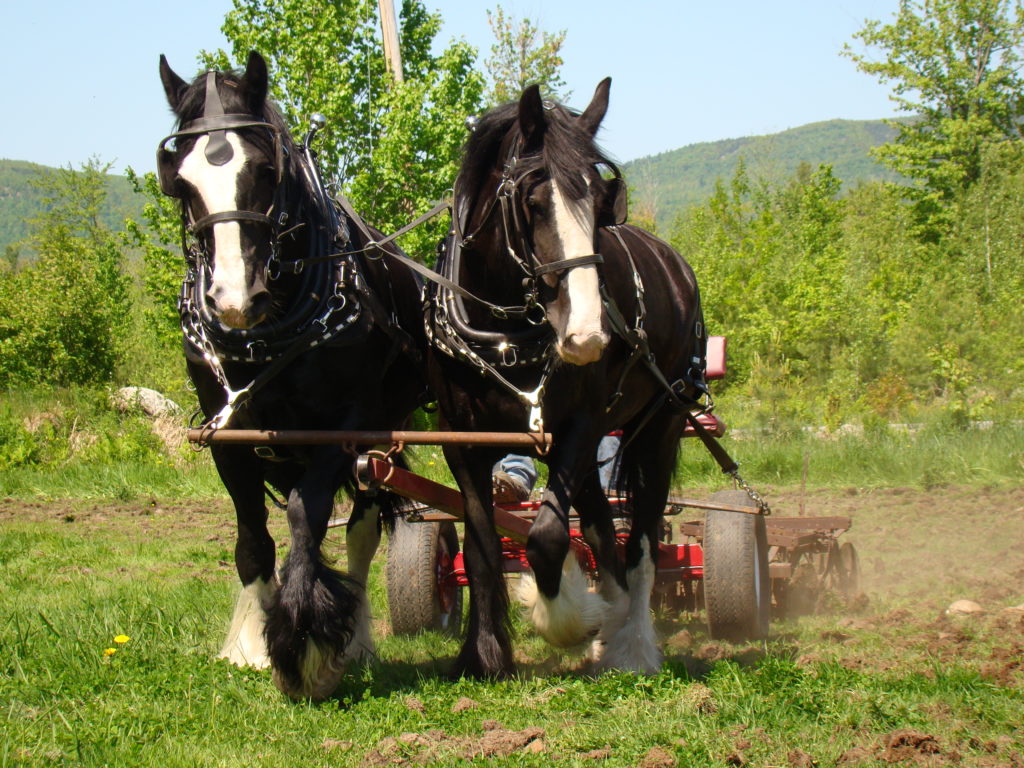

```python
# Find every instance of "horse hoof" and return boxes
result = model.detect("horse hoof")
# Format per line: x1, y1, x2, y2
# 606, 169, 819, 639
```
271, 663, 344, 702
270, 639, 346, 701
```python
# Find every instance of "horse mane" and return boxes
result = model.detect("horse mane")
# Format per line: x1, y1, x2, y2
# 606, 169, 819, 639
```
459, 97, 620, 204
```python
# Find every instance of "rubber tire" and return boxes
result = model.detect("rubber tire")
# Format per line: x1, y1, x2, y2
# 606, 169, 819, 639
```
703, 490, 770, 641
386, 518, 463, 636
836, 541, 861, 599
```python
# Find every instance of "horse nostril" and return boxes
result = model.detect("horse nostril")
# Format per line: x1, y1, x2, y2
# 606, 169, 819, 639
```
248, 291, 272, 322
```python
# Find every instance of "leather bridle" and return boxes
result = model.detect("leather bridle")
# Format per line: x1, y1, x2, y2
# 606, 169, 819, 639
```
156, 72, 290, 257
455, 136, 610, 287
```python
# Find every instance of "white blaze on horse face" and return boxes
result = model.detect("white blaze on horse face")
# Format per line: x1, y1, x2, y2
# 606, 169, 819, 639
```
548, 178, 609, 365
179, 133, 251, 327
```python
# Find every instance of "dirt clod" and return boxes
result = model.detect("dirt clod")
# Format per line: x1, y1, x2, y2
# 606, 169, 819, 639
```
837, 746, 875, 765
882, 730, 941, 763
451, 696, 478, 712
472, 727, 544, 757
946, 600, 984, 616
683, 683, 717, 714
404, 696, 424, 713
639, 745, 677, 768
787, 748, 817, 767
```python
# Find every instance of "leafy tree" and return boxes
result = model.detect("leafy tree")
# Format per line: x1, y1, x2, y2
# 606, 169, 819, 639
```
0, 160, 130, 387
130, 0, 485, 346
844, 0, 1024, 222
484, 5, 568, 104
203, 0, 484, 260
125, 168, 185, 348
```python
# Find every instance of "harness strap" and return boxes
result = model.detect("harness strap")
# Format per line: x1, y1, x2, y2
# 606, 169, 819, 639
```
328, 194, 540, 320
190, 209, 277, 232
533, 253, 603, 276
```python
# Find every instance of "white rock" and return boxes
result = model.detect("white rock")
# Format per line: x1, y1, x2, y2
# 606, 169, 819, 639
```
946, 599, 984, 615
112, 387, 182, 418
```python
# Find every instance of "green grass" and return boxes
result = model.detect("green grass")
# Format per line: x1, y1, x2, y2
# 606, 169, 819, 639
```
679, 421, 1024, 490
2, 491, 1022, 767
3, 394, 1021, 501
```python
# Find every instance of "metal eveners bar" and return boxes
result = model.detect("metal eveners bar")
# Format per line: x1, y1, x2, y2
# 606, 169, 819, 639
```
187, 428, 552, 450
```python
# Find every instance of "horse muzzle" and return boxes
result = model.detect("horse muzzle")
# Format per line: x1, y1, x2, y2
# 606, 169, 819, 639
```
206, 286, 272, 330
556, 329, 609, 365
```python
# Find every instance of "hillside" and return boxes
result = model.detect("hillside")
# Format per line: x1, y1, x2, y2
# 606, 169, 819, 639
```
0, 159, 141, 256
1, 118, 902, 253
623, 118, 903, 231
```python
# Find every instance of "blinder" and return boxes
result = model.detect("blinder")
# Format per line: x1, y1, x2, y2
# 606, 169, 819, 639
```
599, 174, 628, 227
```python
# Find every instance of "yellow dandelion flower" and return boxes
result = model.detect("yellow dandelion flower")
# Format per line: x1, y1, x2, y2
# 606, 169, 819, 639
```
103, 648, 117, 656
113, 635, 130, 644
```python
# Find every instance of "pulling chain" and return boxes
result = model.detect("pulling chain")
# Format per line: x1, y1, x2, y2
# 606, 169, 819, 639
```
727, 467, 772, 516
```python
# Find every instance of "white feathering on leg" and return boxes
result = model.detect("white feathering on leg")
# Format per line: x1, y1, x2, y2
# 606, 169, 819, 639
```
593, 539, 662, 673
518, 552, 608, 647
218, 577, 277, 669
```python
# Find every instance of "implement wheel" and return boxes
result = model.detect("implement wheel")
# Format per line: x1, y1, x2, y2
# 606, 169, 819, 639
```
834, 541, 861, 601
703, 490, 770, 641
386, 518, 462, 636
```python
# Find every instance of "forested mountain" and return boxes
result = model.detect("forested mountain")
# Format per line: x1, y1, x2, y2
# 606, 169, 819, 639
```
0, 159, 141, 256
1, 118, 900, 254
623, 119, 903, 231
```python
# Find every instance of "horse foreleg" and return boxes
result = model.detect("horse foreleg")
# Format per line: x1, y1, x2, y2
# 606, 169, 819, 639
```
448, 447, 514, 679
213, 446, 277, 669
265, 452, 357, 700
593, 416, 682, 674
574, 472, 629, 664
521, 444, 607, 648
344, 494, 383, 664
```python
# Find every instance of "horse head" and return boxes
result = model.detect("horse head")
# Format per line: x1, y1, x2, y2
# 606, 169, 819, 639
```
158, 52, 287, 330
461, 79, 626, 366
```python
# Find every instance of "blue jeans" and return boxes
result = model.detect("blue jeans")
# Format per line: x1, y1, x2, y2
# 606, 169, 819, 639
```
597, 434, 622, 494
493, 453, 538, 491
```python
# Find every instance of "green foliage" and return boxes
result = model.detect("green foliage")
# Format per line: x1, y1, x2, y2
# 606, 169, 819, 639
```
669, 150, 1024, 425
201, 0, 484, 262
124, 167, 187, 349
484, 5, 568, 105
0, 387, 216, 499
0, 160, 131, 387
844, 0, 1024, 232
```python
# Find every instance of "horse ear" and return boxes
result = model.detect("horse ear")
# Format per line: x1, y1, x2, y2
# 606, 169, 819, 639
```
518, 84, 547, 149
578, 77, 611, 137
239, 51, 269, 114
159, 55, 189, 114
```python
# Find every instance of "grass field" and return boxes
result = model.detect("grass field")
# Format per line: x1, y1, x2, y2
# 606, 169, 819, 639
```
3, 479, 1023, 767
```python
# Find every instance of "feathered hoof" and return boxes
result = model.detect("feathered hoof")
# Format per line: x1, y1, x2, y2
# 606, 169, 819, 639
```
271, 638, 345, 701
519, 554, 608, 647
218, 577, 277, 669
591, 629, 663, 675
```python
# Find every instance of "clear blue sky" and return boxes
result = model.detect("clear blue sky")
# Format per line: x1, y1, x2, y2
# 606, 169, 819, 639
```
0, 0, 903, 176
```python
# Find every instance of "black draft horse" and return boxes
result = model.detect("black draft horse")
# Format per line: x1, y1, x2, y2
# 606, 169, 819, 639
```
158, 52, 426, 699
426, 79, 705, 677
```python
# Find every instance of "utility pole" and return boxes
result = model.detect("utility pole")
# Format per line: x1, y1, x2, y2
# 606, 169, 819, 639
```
378, 0, 404, 84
